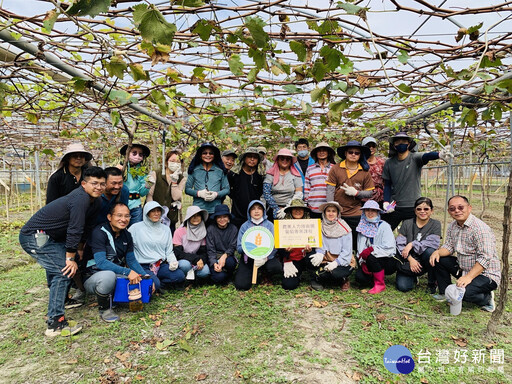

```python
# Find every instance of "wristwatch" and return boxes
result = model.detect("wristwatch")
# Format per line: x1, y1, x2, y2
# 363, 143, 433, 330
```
66, 257, 76, 262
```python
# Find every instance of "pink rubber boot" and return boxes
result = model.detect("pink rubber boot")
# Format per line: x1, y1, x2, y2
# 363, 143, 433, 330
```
368, 270, 386, 294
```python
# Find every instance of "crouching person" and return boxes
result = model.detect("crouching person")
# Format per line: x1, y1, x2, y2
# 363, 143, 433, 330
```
129, 201, 185, 290
206, 204, 238, 284
234, 200, 282, 291
83, 203, 151, 322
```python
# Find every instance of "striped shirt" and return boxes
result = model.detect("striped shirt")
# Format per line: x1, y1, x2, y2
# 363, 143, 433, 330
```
304, 162, 333, 213
441, 214, 501, 284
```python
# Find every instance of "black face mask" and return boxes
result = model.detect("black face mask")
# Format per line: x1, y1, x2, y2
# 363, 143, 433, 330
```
395, 143, 409, 153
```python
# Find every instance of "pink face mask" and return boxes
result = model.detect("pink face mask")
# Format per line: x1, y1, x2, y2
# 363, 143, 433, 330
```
129, 150, 144, 165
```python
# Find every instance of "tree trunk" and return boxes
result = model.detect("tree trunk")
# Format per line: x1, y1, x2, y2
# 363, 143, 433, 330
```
486, 169, 511, 335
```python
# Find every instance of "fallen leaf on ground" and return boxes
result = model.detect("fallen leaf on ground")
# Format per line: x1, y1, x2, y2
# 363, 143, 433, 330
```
195, 373, 208, 381
485, 342, 497, 349
313, 300, 328, 308
104, 358, 111, 363
352, 371, 363, 381
450, 335, 468, 347
154, 320, 162, 327
115, 351, 130, 362
376, 314, 386, 322
234, 370, 244, 378
420, 378, 429, 383
65, 359, 78, 364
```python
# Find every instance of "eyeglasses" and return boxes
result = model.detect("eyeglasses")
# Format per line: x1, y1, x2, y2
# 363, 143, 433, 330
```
278, 156, 291, 161
87, 181, 106, 188
347, 150, 361, 155
449, 205, 467, 212
202, 151, 214, 155
112, 213, 131, 219
365, 143, 376, 148
69, 153, 85, 158
415, 207, 431, 212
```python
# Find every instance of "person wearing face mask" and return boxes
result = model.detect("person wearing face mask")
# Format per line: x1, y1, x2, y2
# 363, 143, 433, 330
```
354, 200, 396, 294
147, 149, 186, 233
117, 143, 152, 226
293, 138, 315, 192
382, 132, 452, 230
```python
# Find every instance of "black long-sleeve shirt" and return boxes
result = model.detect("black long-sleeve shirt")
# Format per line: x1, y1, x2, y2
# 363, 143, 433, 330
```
206, 223, 238, 267
46, 166, 85, 204
21, 186, 100, 253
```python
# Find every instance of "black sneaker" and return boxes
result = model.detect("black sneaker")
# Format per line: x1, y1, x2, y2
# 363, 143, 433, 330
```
311, 279, 324, 291
64, 297, 84, 309
45, 316, 83, 337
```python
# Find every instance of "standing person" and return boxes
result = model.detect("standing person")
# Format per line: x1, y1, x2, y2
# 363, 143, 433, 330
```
309, 201, 354, 291
185, 143, 230, 216
96, 167, 130, 225
279, 200, 315, 290
221, 150, 238, 173
293, 138, 315, 190
228, 147, 265, 228
263, 148, 303, 220
362, 137, 385, 205
19, 166, 106, 336
172, 206, 211, 281
395, 197, 441, 293
147, 149, 186, 233
429, 196, 500, 312
382, 132, 451, 230
326, 140, 374, 238
206, 204, 238, 284
46, 142, 93, 204
304, 142, 336, 219
118, 143, 152, 225
129, 201, 185, 291
83, 203, 151, 323
235, 200, 281, 291
257, 146, 273, 171
354, 200, 396, 294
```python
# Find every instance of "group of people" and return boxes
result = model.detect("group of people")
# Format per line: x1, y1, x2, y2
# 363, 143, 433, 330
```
19, 133, 501, 337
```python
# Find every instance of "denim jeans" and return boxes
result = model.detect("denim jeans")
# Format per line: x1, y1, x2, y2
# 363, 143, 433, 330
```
129, 206, 143, 226
209, 256, 237, 285
178, 259, 210, 278
140, 263, 186, 290
19, 232, 71, 324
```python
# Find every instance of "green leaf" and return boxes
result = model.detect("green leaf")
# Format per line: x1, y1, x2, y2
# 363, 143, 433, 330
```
247, 68, 259, 83
245, 16, 269, 48
345, 85, 359, 96
150, 90, 169, 114
193, 19, 215, 41
397, 50, 409, 64
139, 7, 177, 46
253, 86, 263, 96
67, 0, 110, 17
337, 2, 364, 15
104, 56, 127, 79
248, 48, 266, 70
207, 115, 225, 134
459, 107, 477, 127
26, 112, 39, 124
107, 89, 137, 105
480, 55, 502, 68
312, 60, 327, 82
259, 112, 267, 127
467, 22, 483, 35
483, 84, 495, 94
289, 41, 307, 62
449, 93, 462, 104
174, 0, 205, 7
43, 10, 58, 33
41, 148, 55, 156
397, 83, 412, 97
72, 78, 90, 93
132, 4, 148, 25
320, 46, 342, 71
228, 54, 244, 76
338, 55, 354, 75
283, 112, 298, 126
235, 108, 250, 123
129, 63, 149, 81
283, 84, 302, 94
311, 87, 327, 103
496, 79, 512, 93
329, 98, 353, 113
317, 20, 339, 35
332, 81, 348, 91
192, 67, 207, 80
110, 111, 120, 127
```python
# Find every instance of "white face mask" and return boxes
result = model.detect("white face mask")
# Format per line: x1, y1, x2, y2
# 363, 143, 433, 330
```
129, 151, 144, 165
168, 161, 181, 172
252, 217, 264, 225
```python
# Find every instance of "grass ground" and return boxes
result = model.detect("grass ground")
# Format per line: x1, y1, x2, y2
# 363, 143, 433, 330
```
0, 195, 510, 383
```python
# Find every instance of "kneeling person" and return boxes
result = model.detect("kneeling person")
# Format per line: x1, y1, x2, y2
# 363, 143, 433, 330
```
83, 203, 151, 322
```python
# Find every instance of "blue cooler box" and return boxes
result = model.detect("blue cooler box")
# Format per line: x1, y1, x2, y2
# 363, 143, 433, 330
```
113, 278, 152, 303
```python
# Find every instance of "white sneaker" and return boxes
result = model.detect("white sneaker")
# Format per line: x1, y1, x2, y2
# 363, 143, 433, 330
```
186, 269, 195, 280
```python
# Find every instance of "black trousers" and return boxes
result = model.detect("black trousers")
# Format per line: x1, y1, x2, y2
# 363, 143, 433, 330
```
382, 206, 416, 231
355, 255, 396, 286
316, 264, 353, 285
282, 257, 315, 290
340, 215, 360, 251
234, 257, 282, 291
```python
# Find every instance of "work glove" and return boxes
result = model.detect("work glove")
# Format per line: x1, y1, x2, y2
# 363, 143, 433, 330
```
359, 247, 374, 260
309, 253, 324, 267
340, 183, 358, 196
171, 201, 182, 209
168, 261, 179, 271
275, 208, 286, 219
383, 201, 395, 214
283, 262, 298, 278
170, 169, 182, 183
145, 173, 156, 188
324, 260, 338, 272
438, 149, 454, 162
197, 189, 208, 199
204, 191, 218, 202
254, 257, 267, 268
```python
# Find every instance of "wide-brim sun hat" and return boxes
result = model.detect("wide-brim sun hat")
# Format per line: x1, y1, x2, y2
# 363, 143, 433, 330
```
256, 146, 267, 154
284, 199, 310, 213
336, 140, 371, 160
273, 148, 297, 163
120, 143, 151, 158
361, 200, 384, 212
239, 147, 262, 163
310, 142, 335, 161
318, 201, 343, 215
183, 205, 209, 223
211, 204, 234, 219
388, 132, 417, 150
62, 142, 93, 162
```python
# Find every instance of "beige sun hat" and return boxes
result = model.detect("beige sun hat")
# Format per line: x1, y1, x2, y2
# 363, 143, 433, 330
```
62, 142, 93, 162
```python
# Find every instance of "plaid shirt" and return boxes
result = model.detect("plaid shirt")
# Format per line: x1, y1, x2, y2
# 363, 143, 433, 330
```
441, 214, 501, 284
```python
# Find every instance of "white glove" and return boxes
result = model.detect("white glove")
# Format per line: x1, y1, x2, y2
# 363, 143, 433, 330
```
324, 260, 338, 272
254, 257, 267, 268
438, 149, 454, 162
197, 189, 208, 199
340, 183, 358, 196
168, 261, 179, 271
145, 173, 156, 188
170, 169, 182, 183
283, 262, 298, 278
204, 191, 218, 202
171, 201, 182, 209
275, 208, 286, 219
383, 201, 395, 214
309, 253, 324, 267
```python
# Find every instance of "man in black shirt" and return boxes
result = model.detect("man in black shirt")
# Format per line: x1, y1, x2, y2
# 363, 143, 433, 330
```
228, 147, 264, 228
19, 166, 106, 337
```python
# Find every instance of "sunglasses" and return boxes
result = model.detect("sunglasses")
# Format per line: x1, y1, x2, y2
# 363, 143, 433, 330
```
347, 150, 360, 155
202, 151, 214, 155
415, 207, 431, 212
449, 205, 467, 212
278, 156, 291, 161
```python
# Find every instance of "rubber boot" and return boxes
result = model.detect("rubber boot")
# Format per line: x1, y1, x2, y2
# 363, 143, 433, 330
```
96, 291, 119, 322
368, 270, 386, 294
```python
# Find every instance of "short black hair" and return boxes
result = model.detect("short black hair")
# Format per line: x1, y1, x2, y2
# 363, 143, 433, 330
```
294, 138, 309, 148
83, 166, 107, 181
104, 166, 123, 179
448, 195, 470, 205
109, 202, 129, 215
414, 197, 434, 209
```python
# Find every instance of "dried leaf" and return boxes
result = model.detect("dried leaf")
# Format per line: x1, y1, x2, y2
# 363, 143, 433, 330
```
115, 351, 130, 362
352, 371, 363, 381
420, 378, 429, 383
350, 303, 361, 309
376, 314, 386, 322
485, 342, 497, 350
375, 301, 385, 307
234, 370, 244, 378
154, 320, 162, 327
313, 300, 328, 308
65, 359, 78, 364
450, 336, 468, 347
104, 358, 111, 364
134, 375, 145, 381
195, 373, 208, 381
